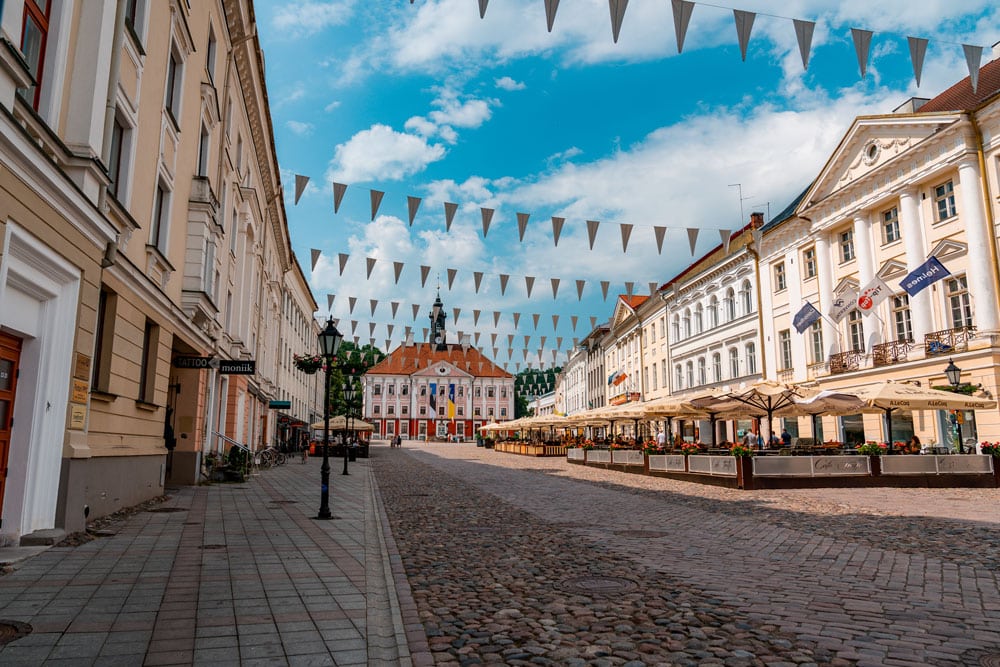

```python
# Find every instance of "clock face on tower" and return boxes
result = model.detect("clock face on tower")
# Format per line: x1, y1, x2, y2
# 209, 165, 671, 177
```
437, 366, 448, 375
435, 335, 442, 344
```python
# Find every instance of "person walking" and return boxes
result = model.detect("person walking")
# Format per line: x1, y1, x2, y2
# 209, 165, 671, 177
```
301, 443, 309, 463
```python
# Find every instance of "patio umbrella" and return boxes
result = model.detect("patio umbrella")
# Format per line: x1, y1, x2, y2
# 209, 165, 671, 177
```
309, 416, 374, 431
645, 389, 727, 446
847, 381, 997, 453
694, 381, 815, 447
778, 390, 866, 446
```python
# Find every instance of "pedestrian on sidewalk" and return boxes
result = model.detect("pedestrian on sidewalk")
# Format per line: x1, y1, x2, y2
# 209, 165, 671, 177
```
301, 444, 309, 463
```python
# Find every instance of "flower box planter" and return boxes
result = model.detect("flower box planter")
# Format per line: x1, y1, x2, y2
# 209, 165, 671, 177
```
611, 450, 644, 466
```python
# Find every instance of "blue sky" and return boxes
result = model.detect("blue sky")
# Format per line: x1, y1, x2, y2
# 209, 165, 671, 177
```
255, 0, 999, 372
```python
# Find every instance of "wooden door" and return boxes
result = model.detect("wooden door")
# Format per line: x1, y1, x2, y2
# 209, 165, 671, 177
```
0, 332, 22, 515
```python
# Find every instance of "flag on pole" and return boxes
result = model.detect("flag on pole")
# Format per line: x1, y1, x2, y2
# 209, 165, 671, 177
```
900, 256, 950, 296
828, 284, 858, 322
792, 302, 822, 333
857, 276, 892, 312
429, 383, 437, 412
447, 384, 456, 419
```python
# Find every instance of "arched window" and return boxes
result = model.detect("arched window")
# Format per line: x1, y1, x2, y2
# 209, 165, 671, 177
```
672, 314, 680, 341
686, 361, 695, 388
848, 309, 865, 352
708, 296, 719, 328
725, 288, 736, 321
740, 280, 753, 315
712, 353, 721, 382
697, 358, 706, 385
675, 364, 683, 389
746, 342, 757, 375
729, 348, 739, 378
694, 304, 704, 334
683, 309, 692, 338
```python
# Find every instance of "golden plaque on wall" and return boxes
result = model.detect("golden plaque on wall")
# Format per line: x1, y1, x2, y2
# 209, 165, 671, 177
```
74, 353, 91, 381
71, 379, 89, 403
69, 404, 87, 430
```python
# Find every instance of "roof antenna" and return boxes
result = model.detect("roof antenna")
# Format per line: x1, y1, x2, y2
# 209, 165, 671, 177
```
729, 183, 752, 224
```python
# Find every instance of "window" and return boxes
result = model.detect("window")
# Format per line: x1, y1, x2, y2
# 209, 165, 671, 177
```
694, 305, 703, 334
473, 407, 481, 417
882, 207, 900, 244
387, 405, 394, 415
892, 294, 912, 341
437, 406, 445, 416
671, 315, 680, 341
474, 387, 481, 398
810, 321, 824, 363
774, 262, 786, 291
202, 240, 215, 295
745, 343, 757, 375
740, 281, 752, 315
675, 365, 683, 389
649, 366, 656, 391
197, 125, 210, 177
725, 289, 736, 320
419, 385, 426, 396
138, 319, 159, 403
685, 361, 694, 388
947, 276, 972, 328
225, 290, 232, 329
19, 0, 51, 110
935, 181, 956, 221
803, 248, 816, 279
840, 230, 855, 262
500, 387, 506, 398
108, 115, 130, 200
164, 47, 183, 125
779, 330, 792, 370
457, 407, 464, 416
682, 310, 691, 338
500, 408, 507, 417
206, 25, 217, 84
387, 384, 394, 395
150, 182, 171, 253
661, 360, 667, 387
711, 353, 721, 383
419, 406, 426, 416
401, 405, 408, 415
697, 358, 706, 385
659, 317, 665, 338
456, 385, 463, 397
124, 0, 143, 42
487, 386, 495, 398
374, 405, 381, 415
708, 297, 718, 328
848, 310, 864, 352
373, 385, 381, 396
729, 348, 739, 378
92, 288, 117, 392
649, 323, 655, 343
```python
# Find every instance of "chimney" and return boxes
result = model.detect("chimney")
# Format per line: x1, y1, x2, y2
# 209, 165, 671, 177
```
749, 211, 765, 228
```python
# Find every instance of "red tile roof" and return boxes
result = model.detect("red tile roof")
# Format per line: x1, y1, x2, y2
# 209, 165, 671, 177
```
919, 56, 1000, 113
367, 342, 513, 378
620, 294, 649, 309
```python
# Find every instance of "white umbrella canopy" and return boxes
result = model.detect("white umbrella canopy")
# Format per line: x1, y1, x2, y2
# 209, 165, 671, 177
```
310, 416, 374, 431
848, 380, 996, 411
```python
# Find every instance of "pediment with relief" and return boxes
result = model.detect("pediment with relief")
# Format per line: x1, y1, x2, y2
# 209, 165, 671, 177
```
802, 115, 960, 207
928, 239, 967, 262
876, 259, 909, 280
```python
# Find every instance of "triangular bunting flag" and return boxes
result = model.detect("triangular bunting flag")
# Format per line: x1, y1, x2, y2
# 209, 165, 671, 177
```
551, 216, 565, 246
333, 182, 347, 213
366, 257, 376, 279
687, 228, 699, 255
556, 336, 562, 349
600, 280, 609, 301
522, 349, 529, 361
525, 276, 535, 298
671, 0, 694, 54
422, 327, 428, 340
539, 335, 546, 348
368, 322, 376, 336
552, 314, 559, 329
354, 336, 359, 345
493, 346, 498, 358
590, 316, 597, 329
412, 304, 421, 320
653, 226, 666, 254
625, 281, 634, 298
507, 334, 514, 347
576, 279, 585, 301
733, 10, 755, 61
475, 332, 481, 345
447, 268, 457, 289
648, 281, 658, 295
473, 309, 481, 326
517, 212, 530, 242
385, 339, 391, 351
908, 36, 928, 87
609, 0, 629, 44
391, 301, 400, 317
523, 335, 531, 347
550, 278, 560, 298
453, 308, 461, 325
294, 174, 309, 205
573, 337, 578, 346
393, 261, 403, 284
327, 294, 335, 311
338, 253, 349, 276
494, 311, 501, 326
963, 44, 983, 93
851, 28, 873, 78
407, 196, 421, 226
370, 189, 384, 221
793, 19, 814, 70
444, 201, 458, 231
587, 220, 600, 249
350, 319, 357, 334
620, 223, 633, 252
387, 324, 394, 338
420, 265, 430, 288
369, 299, 378, 316
719, 228, 731, 254
491, 333, 497, 346
481, 207, 494, 237
544, 0, 559, 32
348, 297, 357, 314
532, 313, 540, 330
310, 248, 321, 271
499, 274, 509, 295
478, 0, 488, 18
571, 315, 578, 331
474, 271, 483, 293
513, 312, 521, 328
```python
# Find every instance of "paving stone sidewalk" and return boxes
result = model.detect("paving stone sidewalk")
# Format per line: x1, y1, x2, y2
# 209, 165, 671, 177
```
0, 452, 416, 666
375, 444, 1000, 667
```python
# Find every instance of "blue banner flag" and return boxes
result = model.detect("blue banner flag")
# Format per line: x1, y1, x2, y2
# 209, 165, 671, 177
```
900, 256, 950, 296
429, 383, 437, 411
792, 301, 822, 333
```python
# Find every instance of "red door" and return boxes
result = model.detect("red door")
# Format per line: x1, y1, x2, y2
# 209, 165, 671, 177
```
0, 332, 22, 515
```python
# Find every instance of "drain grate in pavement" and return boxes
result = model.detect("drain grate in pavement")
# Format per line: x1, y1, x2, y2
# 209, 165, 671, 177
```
183, 522, 202, 526
559, 576, 639, 597
980, 655, 1000, 667
613, 529, 669, 539
0, 621, 32, 646
199, 544, 226, 550
269, 500, 298, 505
146, 507, 187, 513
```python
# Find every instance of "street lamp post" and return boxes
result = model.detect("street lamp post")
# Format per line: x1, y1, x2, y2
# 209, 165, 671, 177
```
341, 377, 356, 475
316, 318, 343, 520
944, 358, 964, 453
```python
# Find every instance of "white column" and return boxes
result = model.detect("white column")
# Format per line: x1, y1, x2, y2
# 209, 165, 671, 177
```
785, 248, 808, 380
957, 159, 1000, 331
853, 213, 881, 347
898, 188, 931, 342
758, 256, 776, 379
814, 233, 838, 354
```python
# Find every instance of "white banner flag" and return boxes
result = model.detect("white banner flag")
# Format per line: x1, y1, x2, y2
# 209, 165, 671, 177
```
828, 284, 858, 322
857, 276, 891, 313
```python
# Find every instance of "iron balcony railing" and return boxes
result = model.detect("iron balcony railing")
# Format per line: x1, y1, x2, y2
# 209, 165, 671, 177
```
924, 325, 976, 356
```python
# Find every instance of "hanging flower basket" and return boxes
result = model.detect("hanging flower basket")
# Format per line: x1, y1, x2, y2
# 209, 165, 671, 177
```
294, 354, 324, 374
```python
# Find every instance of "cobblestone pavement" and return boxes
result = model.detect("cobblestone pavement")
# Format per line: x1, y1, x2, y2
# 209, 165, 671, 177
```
375, 444, 1000, 667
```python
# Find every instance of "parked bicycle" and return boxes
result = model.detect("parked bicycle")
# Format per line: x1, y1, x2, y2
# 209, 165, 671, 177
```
256, 446, 287, 469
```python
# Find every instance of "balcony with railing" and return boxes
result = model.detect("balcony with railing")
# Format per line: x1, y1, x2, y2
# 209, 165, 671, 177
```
872, 339, 914, 368
829, 348, 864, 375
924, 325, 976, 357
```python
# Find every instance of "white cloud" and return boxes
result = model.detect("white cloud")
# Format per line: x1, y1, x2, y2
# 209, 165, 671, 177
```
495, 76, 526, 91
286, 120, 314, 135
404, 116, 437, 137
428, 92, 492, 128
273, 1, 354, 37
324, 100, 342, 112
327, 124, 447, 182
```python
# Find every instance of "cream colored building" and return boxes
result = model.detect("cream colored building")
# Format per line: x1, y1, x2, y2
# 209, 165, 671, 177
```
603, 295, 649, 406
760, 54, 1000, 448
0, 0, 318, 543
